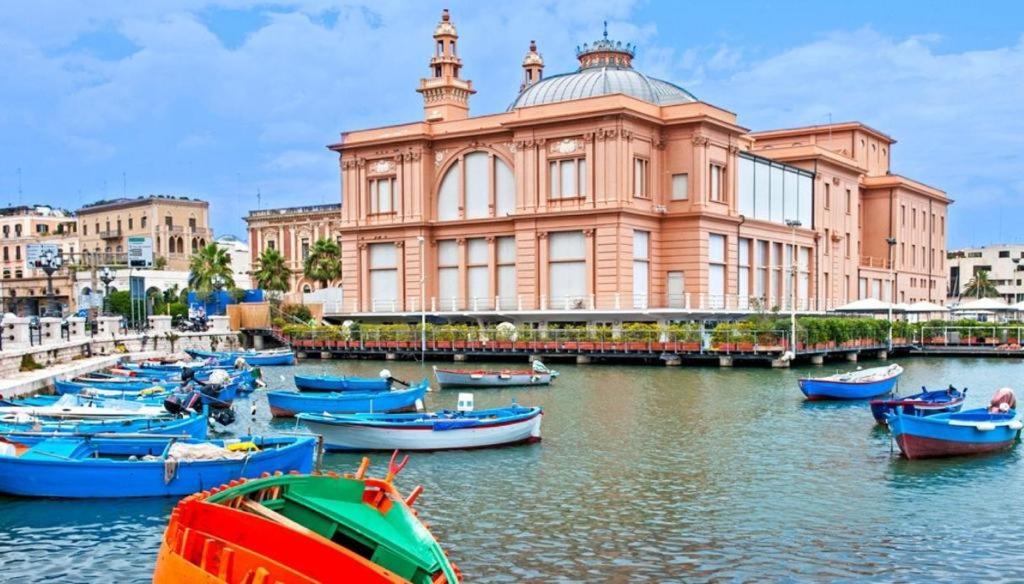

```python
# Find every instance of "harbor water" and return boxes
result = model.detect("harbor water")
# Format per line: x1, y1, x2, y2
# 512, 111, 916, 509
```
1, 357, 1023, 582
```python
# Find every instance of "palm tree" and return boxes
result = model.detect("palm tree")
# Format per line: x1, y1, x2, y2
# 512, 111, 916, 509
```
303, 238, 342, 289
188, 244, 235, 298
963, 269, 1000, 298
253, 248, 292, 296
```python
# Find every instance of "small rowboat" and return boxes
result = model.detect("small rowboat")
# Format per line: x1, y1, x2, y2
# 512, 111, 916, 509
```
267, 381, 430, 418
297, 404, 543, 451
433, 366, 555, 388
798, 364, 903, 400
0, 411, 208, 446
63, 377, 183, 392
887, 408, 1023, 459
153, 455, 459, 583
294, 374, 391, 392
0, 435, 316, 498
870, 386, 966, 423
187, 348, 296, 367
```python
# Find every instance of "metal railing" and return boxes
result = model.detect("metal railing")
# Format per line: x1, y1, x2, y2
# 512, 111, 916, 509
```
282, 326, 903, 355
336, 293, 834, 315
859, 255, 891, 269
918, 326, 1024, 347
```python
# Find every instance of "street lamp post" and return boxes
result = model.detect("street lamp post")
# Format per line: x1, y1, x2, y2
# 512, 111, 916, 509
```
886, 237, 897, 351
99, 266, 115, 316
37, 249, 64, 317
417, 235, 426, 362
785, 219, 802, 354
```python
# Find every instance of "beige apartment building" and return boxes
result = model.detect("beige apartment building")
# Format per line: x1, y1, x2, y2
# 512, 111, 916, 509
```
76, 195, 212, 270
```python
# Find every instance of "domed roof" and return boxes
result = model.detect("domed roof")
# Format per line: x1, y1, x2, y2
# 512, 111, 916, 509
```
510, 28, 696, 110
511, 67, 696, 109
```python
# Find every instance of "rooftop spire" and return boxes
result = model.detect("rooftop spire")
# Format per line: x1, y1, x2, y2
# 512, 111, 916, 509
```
521, 40, 544, 91
417, 8, 474, 122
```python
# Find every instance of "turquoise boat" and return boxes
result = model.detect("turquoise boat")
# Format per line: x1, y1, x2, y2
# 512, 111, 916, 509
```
268, 381, 429, 417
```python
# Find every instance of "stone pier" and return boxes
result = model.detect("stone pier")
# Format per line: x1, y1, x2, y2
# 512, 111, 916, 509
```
663, 355, 682, 366
453, 354, 467, 361
719, 356, 733, 367
576, 355, 591, 364
845, 352, 858, 362
809, 354, 824, 365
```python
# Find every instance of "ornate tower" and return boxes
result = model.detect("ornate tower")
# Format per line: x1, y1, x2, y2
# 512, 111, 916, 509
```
520, 40, 544, 91
417, 9, 475, 122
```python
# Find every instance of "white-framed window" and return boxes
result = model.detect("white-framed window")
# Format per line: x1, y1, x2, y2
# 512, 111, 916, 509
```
633, 158, 649, 198
633, 230, 649, 308
708, 233, 726, 307
548, 157, 587, 199
466, 238, 489, 307
738, 237, 751, 307
497, 236, 516, 309
709, 163, 725, 202
437, 151, 516, 220
755, 240, 768, 301
301, 238, 310, 261
369, 243, 398, 311
548, 231, 587, 308
437, 240, 459, 310
369, 177, 395, 214
671, 173, 689, 200
667, 271, 685, 308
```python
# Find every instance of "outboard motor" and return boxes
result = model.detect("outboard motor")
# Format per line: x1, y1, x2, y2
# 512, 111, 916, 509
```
989, 387, 1017, 413
184, 391, 203, 413
181, 367, 196, 384
212, 408, 236, 426
163, 394, 185, 416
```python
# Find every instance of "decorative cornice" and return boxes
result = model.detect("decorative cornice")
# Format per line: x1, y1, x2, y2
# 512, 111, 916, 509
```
692, 135, 709, 146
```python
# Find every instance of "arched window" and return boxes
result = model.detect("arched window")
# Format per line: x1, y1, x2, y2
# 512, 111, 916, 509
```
436, 151, 515, 221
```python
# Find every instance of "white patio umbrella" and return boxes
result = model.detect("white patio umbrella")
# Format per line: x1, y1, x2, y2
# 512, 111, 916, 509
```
954, 297, 1012, 312
833, 298, 901, 313
906, 301, 949, 313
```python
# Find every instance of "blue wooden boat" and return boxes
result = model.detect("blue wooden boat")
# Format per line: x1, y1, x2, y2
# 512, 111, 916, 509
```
66, 377, 183, 392
298, 404, 543, 451
0, 412, 208, 446
887, 408, 1023, 459
870, 386, 966, 423
293, 374, 391, 392
798, 364, 903, 400
186, 349, 296, 367
268, 381, 429, 417
0, 435, 316, 498
56, 379, 242, 408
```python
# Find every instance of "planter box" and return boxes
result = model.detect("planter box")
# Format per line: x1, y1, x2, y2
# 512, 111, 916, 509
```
626, 342, 648, 351
680, 342, 700, 352
714, 343, 735, 352
513, 341, 530, 350
562, 342, 579, 350
436, 341, 452, 349
496, 341, 513, 349
466, 342, 482, 349
926, 336, 945, 344
578, 342, 595, 350
364, 341, 382, 349
650, 342, 665, 351
605, 342, 624, 352
736, 342, 755, 352
542, 342, 558, 350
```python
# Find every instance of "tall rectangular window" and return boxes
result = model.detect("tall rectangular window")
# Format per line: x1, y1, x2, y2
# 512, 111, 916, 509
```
369, 177, 396, 214
859, 277, 867, 299
466, 238, 489, 307
437, 240, 459, 310
738, 156, 754, 214
845, 232, 851, 258
755, 240, 768, 300
845, 188, 852, 214
634, 158, 650, 198
823, 182, 831, 210
738, 237, 750, 307
369, 243, 398, 311
548, 231, 587, 308
799, 247, 810, 305
496, 236, 516, 309
301, 238, 310, 261
708, 233, 726, 307
633, 230, 650, 308
548, 158, 587, 199
709, 163, 724, 202
667, 271, 685, 308
671, 173, 689, 201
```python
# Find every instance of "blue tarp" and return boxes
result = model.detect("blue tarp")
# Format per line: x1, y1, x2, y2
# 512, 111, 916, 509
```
187, 289, 263, 316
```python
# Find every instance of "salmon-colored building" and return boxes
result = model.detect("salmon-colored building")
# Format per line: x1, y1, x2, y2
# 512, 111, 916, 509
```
246, 10, 949, 321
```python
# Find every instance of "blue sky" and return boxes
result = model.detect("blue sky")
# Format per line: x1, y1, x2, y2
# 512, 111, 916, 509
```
0, 1, 1021, 247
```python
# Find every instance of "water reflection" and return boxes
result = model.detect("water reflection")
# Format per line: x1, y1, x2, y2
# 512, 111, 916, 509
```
0, 357, 1023, 581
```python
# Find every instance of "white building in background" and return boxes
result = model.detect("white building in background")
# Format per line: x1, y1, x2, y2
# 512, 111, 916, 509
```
947, 244, 1024, 304
215, 235, 251, 288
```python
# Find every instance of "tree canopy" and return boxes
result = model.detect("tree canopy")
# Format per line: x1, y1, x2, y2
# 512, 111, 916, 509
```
253, 247, 292, 294
303, 238, 342, 289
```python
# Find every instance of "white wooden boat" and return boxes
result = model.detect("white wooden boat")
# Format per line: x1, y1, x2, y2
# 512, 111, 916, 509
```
433, 361, 557, 388
296, 405, 542, 451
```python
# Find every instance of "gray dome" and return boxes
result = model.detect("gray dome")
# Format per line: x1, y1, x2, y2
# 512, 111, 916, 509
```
510, 67, 697, 110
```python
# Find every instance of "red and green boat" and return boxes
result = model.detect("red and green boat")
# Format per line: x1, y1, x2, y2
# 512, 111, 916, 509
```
153, 453, 460, 583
